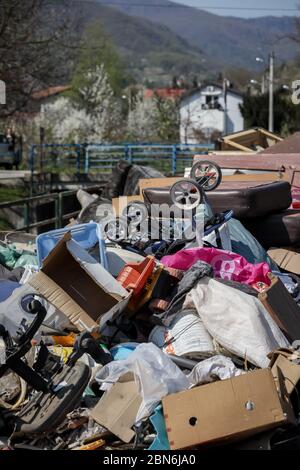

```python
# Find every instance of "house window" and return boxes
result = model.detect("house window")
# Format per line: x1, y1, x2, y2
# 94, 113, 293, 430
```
202, 95, 222, 110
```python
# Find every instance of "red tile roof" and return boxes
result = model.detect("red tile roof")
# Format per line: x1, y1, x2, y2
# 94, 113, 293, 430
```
32, 85, 70, 101
144, 88, 187, 100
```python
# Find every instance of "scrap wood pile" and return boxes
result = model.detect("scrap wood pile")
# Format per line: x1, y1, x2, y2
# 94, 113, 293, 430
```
1, 159, 300, 451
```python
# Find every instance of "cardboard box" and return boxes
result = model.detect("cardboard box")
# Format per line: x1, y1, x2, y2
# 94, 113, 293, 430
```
90, 373, 142, 443
29, 232, 130, 331
259, 273, 300, 342
268, 248, 300, 275
269, 349, 300, 395
163, 369, 295, 450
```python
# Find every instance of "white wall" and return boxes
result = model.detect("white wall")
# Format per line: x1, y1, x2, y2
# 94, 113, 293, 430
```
180, 86, 244, 143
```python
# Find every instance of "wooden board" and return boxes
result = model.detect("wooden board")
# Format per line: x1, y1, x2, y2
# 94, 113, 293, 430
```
138, 173, 285, 194
194, 153, 300, 171
139, 177, 181, 194
112, 195, 144, 216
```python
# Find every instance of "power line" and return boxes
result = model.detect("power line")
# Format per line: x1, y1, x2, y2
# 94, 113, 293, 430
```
72, 0, 299, 12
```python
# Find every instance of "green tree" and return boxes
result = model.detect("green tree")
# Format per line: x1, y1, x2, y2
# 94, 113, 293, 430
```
70, 21, 128, 105
155, 96, 180, 142
240, 90, 300, 135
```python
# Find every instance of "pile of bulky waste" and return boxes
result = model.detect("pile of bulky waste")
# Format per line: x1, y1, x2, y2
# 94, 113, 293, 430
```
1, 159, 300, 451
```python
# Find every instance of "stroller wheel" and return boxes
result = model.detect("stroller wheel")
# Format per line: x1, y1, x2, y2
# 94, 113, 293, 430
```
190, 160, 222, 191
104, 217, 128, 242
122, 201, 148, 226
170, 179, 203, 210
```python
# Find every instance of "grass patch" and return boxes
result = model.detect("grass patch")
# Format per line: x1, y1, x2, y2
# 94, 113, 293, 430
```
0, 217, 14, 230
0, 186, 29, 203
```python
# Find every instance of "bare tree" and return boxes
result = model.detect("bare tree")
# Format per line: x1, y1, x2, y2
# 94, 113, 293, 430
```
0, 0, 79, 118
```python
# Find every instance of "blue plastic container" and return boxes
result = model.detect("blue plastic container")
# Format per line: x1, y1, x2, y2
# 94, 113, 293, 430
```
36, 222, 108, 269
110, 343, 138, 360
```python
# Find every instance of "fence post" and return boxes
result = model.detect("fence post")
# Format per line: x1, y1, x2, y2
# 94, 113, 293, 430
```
172, 145, 177, 176
24, 201, 30, 232
124, 144, 132, 163
57, 193, 62, 229
29, 145, 35, 197
76, 145, 81, 174
84, 145, 89, 174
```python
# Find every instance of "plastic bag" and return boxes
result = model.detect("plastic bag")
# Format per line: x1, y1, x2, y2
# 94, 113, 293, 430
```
184, 277, 290, 368
14, 252, 38, 268
227, 218, 278, 269
95, 343, 190, 423
0, 244, 19, 269
187, 355, 244, 386
162, 246, 271, 286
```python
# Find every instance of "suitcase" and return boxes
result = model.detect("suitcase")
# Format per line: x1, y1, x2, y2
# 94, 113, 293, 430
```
143, 181, 292, 219
243, 210, 300, 249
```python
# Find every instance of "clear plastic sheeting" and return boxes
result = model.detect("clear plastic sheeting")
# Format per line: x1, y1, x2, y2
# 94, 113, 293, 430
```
95, 343, 190, 423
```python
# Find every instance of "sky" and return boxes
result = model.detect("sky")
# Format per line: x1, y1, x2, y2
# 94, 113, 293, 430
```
172, 0, 299, 17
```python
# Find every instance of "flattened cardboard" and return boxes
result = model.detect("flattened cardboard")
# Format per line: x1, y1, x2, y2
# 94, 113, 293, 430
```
270, 350, 300, 395
29, 232, 130, 331
268, 248, 300, 275
90, 373, 142, 443
163, 369, 294, 450
259, 273, 300, 342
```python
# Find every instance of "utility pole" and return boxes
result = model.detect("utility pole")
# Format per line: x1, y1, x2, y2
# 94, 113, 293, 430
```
261, 74, 265, 95
223, 78, 228, 136
268, 51, 274, 133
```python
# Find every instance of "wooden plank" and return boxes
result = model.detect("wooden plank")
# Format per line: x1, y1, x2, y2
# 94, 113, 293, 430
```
222, 173, 284, 182
221, 139, 254, 152
138, 177, 181, 194
112, 195, 144, 216
194, 153, 300, 171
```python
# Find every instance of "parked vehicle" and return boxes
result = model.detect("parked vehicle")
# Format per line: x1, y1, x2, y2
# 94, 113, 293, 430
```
0, 133, 22, 169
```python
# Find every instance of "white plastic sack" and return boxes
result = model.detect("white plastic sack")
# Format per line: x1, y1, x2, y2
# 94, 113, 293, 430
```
183, 277, 290, 368
187, 355, 244, 386
95, 343, 190, 423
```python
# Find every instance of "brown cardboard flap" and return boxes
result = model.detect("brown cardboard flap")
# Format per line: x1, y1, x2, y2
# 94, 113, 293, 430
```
268, 248, 300, 275
42, 240, 117, 318
162, 369, 293, 450
91, 377, 142, 443
29, 271, 97, 331
30, 232, 130, 331
259, 273, 300, 342
270, 351, 300, 395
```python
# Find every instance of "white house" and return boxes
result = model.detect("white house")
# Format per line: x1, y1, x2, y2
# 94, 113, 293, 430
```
180, 83, 244, 144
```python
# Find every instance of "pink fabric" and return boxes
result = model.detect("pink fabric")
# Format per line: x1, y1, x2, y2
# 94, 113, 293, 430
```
162, 247, 271, 286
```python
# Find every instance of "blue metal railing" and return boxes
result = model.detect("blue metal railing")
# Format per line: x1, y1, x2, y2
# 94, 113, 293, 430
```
29, 143, 214, 176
